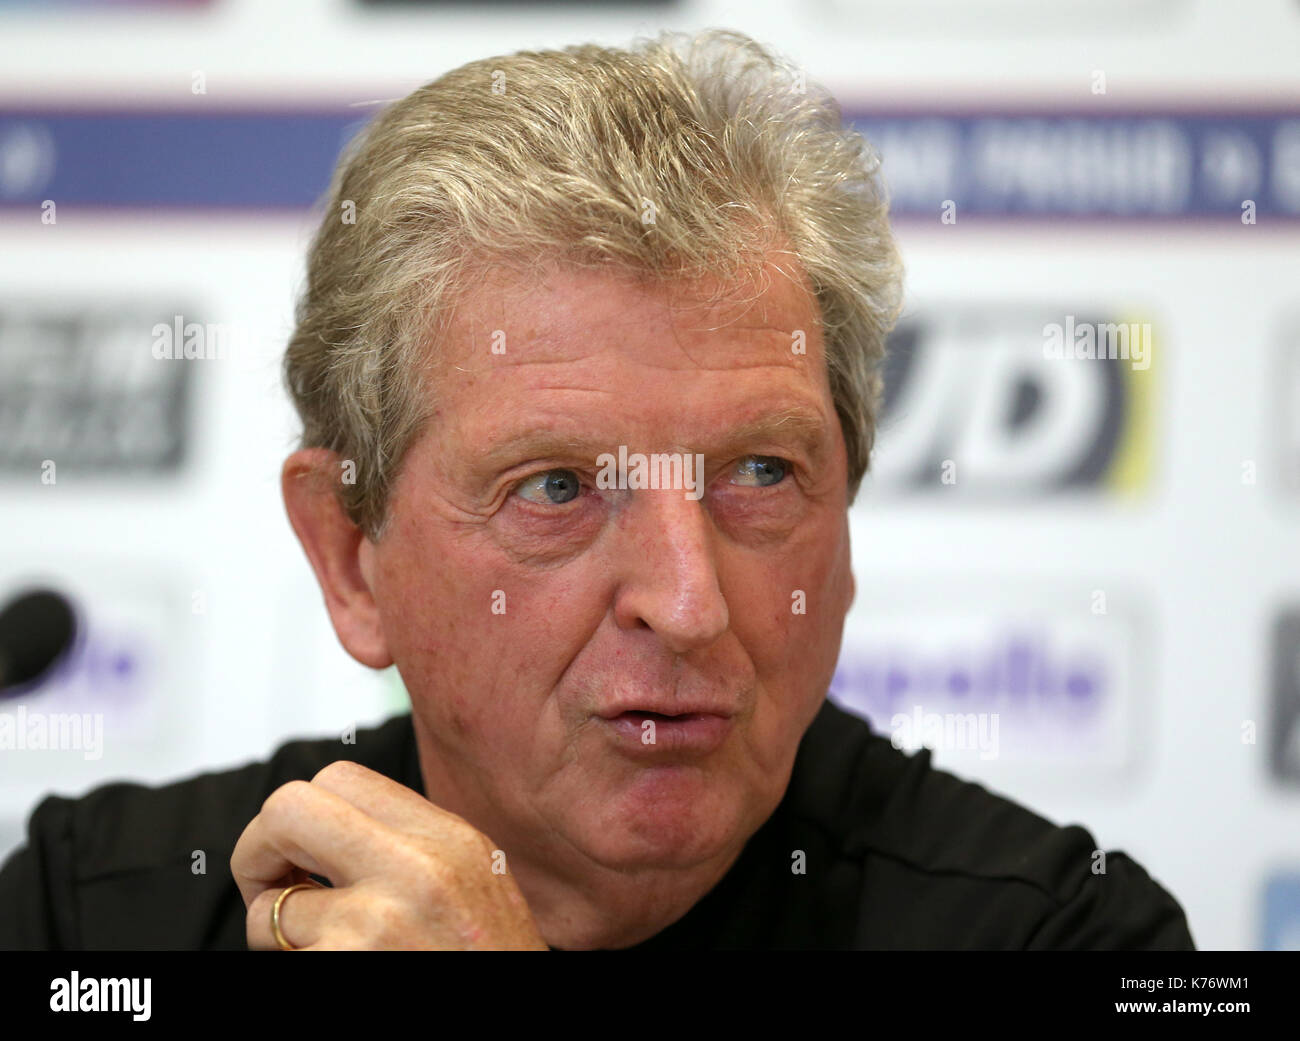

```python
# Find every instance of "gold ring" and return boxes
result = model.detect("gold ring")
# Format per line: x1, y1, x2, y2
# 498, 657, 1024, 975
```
271, 882, 315, 951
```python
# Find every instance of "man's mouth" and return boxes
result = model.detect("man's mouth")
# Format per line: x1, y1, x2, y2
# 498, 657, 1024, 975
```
615, 710, 714, 724
596, 706, 735, 755
596, 698, 736, 722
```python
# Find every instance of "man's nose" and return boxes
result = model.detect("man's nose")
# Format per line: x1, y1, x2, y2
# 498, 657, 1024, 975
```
610, 488, 730, 654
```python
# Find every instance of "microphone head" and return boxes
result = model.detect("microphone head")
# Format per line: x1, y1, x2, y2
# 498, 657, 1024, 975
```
0, 588, 79, 696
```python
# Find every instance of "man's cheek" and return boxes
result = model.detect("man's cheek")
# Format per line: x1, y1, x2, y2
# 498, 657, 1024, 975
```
795, 531, 851, 632
443, 690, 476, 740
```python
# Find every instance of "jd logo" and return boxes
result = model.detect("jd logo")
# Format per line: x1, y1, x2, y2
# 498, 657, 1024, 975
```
867, 308, 1153, 496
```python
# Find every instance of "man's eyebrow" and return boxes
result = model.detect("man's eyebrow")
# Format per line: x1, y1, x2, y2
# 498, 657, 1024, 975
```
476, 430, 607, 471
475, 405, 833, 472
713, 407, 833, 462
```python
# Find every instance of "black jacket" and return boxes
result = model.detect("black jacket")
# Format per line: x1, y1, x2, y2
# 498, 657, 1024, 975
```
0, 698, 1195, 950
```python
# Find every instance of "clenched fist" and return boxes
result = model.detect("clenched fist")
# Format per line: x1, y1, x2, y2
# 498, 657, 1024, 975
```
231, 759, 548, 950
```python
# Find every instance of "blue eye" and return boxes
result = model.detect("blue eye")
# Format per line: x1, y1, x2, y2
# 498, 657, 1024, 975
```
732, 456, 787, 487
515, 469, 582, 504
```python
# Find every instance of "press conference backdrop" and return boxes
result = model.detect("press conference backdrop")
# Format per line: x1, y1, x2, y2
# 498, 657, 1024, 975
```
2, 0, 1298, 951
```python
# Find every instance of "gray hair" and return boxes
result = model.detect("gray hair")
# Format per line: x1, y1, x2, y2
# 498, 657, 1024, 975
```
283, 28, 904, 540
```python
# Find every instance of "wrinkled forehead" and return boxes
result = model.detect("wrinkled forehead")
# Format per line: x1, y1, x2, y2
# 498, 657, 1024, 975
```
398, 253, 840, 483
428, 251, 824, 375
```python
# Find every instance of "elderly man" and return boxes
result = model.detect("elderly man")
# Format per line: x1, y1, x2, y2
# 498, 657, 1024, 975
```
0, 30, 1193, 950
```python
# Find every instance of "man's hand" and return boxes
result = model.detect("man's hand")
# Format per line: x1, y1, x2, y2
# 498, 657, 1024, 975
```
231, 760, 549, 950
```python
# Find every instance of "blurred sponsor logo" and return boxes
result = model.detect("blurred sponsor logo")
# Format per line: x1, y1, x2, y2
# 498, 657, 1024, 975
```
0, 120, 54, 199
0, 0, 211, 9
1269, 609, 1300, 785
0, 565, 194, 813
1261, 873, 1300, 951
853, 111, 1300, 221
832, 584, 1146, 780
867, 308, 1154, 496
0, 305, 192, 472
828, 1, 1185, 35
3, 107, 1295, 218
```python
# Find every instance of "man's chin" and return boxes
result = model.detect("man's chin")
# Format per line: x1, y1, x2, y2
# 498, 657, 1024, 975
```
571, 765, 756, 871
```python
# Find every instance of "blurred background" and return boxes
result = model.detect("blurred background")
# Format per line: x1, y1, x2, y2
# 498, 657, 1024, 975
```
1, 0, 1297, 951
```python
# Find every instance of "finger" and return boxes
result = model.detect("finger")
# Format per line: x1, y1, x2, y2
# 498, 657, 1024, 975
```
310, 760, 470, 835
247, 879, 330, 951
230, 780, 393, 908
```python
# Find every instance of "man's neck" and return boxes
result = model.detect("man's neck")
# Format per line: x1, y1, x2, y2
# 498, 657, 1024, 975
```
515, 836, 747, 949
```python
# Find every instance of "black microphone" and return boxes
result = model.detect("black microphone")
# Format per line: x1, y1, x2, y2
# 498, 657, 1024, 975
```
0, 588, 78, 697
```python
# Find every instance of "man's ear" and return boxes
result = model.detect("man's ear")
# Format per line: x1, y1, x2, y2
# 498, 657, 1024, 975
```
281, 448, 394, 669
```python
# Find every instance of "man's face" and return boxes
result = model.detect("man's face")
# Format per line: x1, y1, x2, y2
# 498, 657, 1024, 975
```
361, 258, 855, 874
